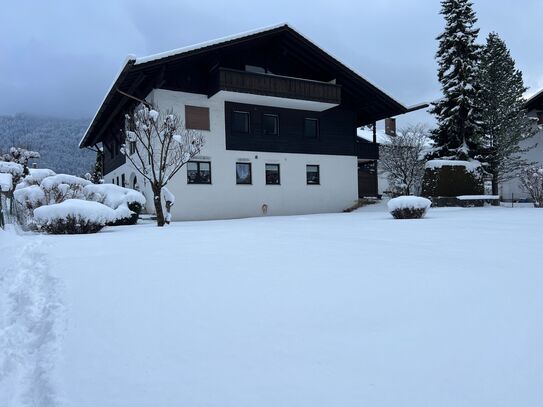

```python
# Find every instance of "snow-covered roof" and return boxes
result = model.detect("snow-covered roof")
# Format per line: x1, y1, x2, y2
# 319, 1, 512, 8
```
135, 24, 287, 65
357, 127, 389, 144
80, 23, 412, 148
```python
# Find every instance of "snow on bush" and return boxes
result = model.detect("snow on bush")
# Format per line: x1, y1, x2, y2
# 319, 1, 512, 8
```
424, 159, 481, 173
83, 183, 146, 225
519, 166, 543, 208
16, 168, 56, 189
0, 173, 12, 192
0, 161, 24, 177
387, 196, 431, 219
83, 183, 145, 208
13, 185, 48, 228
33, 199, 125, 234
39, 174, 91, 205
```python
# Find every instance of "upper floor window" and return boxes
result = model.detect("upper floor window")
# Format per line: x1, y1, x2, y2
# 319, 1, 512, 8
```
187, 161, 211, 184
265, 164, 280, 185
304, 118, 319, 139
233, 111, 250, 133
263, 114, 279, 136
306, 165, 320, 185
236, 162, 252, 184
185, 105, 210, 131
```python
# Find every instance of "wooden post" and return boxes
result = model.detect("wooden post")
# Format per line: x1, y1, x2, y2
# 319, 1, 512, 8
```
372, 121, 377, 144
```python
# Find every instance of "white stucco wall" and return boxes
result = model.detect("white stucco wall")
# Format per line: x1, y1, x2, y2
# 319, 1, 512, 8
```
500, 114, 543, 201
105, 89, 359, 221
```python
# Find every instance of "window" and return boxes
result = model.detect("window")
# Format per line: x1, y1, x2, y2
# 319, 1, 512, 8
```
306, 165, 320, 185
236, 162, 252, 184
537, 112, 543, 125
265, 164, 280, 185
304, 118, 319, 139
121, 174, 126, 187
112, 178, 115, 184
233, 111, 250, 133
116, 176, 120, 186
187, 161, 211, 184
185, 105, 210, 131
263, 114, 279, 136
129, 140, 136, 155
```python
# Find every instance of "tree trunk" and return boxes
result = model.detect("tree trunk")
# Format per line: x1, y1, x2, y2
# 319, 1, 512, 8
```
152, 184, 165, 227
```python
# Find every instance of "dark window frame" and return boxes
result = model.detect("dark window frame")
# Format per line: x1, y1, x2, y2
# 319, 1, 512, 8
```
304, 117, 319, 139
265, 163, 281, 185
306, 165, 320, 185
121, 174, 126, 187
263, 113, 279, 136
187, 161, 212, 184
232, 110, 250, 134
236, 162, 252, 185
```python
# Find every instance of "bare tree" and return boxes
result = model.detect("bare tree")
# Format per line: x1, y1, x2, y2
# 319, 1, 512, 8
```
379, 124, 428, 196
519, 166, 543, 208
121, 106, 205, 226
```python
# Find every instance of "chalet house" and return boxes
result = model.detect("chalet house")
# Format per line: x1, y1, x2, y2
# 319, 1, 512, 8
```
500, 90, 543, 201
80, 24, 421, 220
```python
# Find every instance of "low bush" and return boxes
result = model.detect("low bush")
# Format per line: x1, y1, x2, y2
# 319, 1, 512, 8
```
33, 199, 122, 234
388, 196, 431, 219
83, 184, 146, 225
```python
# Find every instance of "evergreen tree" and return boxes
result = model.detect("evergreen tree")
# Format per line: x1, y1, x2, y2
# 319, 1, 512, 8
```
91, 149, 104, 184
477, 32, 537, 194
430, 0, 482, 160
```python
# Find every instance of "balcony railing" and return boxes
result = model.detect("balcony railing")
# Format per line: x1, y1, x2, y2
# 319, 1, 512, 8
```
209, 68, 341, 105
356, 141, 379, 160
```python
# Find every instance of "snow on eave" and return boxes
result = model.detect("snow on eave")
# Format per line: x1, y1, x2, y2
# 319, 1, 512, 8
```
79, 55, 137, 148
134, 23, 289, 65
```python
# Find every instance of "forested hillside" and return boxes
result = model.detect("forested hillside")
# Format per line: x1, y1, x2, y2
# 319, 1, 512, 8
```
0, 114, 94, 175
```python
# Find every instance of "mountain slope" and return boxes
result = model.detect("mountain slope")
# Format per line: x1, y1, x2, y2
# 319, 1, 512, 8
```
0, 114, 94, 175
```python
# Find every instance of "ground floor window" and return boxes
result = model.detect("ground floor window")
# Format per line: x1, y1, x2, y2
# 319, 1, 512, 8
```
306, 165, 320, 185
265, 164, 280, 185
187, 161, 211, 184
236, 162, 252, 184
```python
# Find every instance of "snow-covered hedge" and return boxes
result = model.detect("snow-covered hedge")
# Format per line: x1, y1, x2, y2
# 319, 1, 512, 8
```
388, 196, 431, 219
39, 174, 91, 205
16, 168, 56, 189
421, 159, 484, 205
0, 161, 24, 177
0, 173, 12, 192
33, 199, 126, 234
83, 183, 146, 225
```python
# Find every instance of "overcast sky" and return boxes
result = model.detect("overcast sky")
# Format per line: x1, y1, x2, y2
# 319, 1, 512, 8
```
1, 0, 541, 127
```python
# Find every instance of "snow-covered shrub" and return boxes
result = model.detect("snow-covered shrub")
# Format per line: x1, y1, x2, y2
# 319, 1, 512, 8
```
13, 185, 47, 227
519, 166, 543, 208
387, 196, 431, 219
421, 160, 484, 206
0, 161, 25, 187
33, 199, 123, 234
40, 174, 91, 205
16, 168, 56, 189
83, 184, 146, 225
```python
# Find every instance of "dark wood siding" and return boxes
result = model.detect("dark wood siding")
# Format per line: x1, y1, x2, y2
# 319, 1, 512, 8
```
225, 102, 357, 156
210, 68, 341, 104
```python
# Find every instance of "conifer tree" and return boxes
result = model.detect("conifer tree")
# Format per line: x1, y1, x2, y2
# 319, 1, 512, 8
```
430, 0, 482, 160
477, 32, 537, 194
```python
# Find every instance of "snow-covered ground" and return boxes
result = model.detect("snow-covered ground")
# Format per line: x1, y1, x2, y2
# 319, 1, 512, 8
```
1, 203, 543, 407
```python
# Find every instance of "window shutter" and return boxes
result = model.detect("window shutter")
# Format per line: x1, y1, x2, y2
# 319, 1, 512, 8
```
185, 105, 210, 130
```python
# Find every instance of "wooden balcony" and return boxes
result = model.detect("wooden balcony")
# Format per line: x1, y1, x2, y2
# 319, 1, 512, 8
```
209, 68, 341, 106
356, 140, 379, 160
